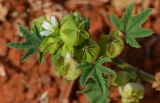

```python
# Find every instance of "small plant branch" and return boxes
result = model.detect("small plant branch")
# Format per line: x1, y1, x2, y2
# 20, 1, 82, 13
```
113, 58, 155, 83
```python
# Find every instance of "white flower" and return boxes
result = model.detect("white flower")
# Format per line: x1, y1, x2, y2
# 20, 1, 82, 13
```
40, 16, 58, 37
66, 52, 71, 60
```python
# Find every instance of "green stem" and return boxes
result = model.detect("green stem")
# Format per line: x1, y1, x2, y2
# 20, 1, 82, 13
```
113, 58, 155, 83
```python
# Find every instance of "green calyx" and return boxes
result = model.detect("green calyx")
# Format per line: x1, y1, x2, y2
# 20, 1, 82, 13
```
75, 39, 100, 63
119, 82, 145, 103
61, 44, 74, 58
60, 13, 89, 46
39, 36, 62, 54
63, 58, 81, 80
52, 50, 81, 80
99, 30, 124, 58
30, 16, 47, 34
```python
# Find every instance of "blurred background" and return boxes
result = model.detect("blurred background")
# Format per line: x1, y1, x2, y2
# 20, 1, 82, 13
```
0, 0, 160, 103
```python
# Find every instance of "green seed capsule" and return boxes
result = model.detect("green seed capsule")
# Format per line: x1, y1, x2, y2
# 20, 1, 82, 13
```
99, 30, 124, 58
39, 36, 62, 54
52, 51, 81, 80
61, 44, 74, 58
75, 39, 100, 63
60, 13, 89, 46
52, 50, 64, 76
63, 58, 81, 80
120, 82, 145, 103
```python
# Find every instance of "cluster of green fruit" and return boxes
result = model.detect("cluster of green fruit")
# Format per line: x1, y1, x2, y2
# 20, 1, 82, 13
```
31, 12, 124, 80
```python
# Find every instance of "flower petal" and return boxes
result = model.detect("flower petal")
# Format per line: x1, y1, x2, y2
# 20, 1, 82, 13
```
40, 30, 52, 36
66, 52, 71, 60
51, 16, 57, 26
42, 21, 52, 30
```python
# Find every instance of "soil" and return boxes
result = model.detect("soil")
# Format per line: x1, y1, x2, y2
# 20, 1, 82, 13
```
0, 0, 160, 103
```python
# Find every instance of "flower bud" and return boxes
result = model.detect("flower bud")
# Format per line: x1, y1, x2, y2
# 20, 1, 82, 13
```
75, 39, 100, 63
60, 13, 89, 46
39, 36, 62, 54
99, 30, 124, 58
120, 82, 145, 103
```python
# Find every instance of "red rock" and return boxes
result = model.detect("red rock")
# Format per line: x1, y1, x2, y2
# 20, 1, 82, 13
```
82, 8, 104, 40
3, 21, 16, 41
109, 87, 120, 102
0, 38, 8, 56
153, 17, 160, 35
49, 99, 59, 103
21, 56, 37, 73
46, 85, 58, 98
26, 90, 36, 100
38, 60, 49, 76
8, 49, 22, 67
78, 94, 88, 103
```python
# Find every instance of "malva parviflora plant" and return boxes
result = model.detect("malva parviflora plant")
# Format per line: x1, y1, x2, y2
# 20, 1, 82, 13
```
8, 4, 157, 103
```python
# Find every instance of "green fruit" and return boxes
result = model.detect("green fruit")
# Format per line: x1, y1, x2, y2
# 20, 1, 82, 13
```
52, 51, 64, 76
52, 51, 81, 80
120, 82, 145, 103
99, 30, 124, 58
60, 13, 89, 46
75, 39, 100, 63
39, 36, 62, 54
63, 58, 81, 80
61, 44, 74, 58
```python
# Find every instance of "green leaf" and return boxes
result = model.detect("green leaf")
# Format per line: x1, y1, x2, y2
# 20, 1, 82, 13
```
19, 25, 38, 41
110, 14, 121, 29
31, 16, 46, 38
125, 35, 140, 48
120, 3, 134, 31
8, 42, 31, 50
7, 25, 43, 62
129, 28, 153, 37
110, 4, 153, 48
82, 80, 109, 103
38, 52, 44, 63
79, 57, 116, 94
126, 8, 152, 32
21, 48, 37, 62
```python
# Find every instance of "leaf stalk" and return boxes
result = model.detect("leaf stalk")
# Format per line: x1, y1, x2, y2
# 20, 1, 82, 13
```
113, 58, 155, 83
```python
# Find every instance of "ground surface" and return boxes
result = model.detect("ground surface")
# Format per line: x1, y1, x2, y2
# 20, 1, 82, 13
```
0, 0, 160, 103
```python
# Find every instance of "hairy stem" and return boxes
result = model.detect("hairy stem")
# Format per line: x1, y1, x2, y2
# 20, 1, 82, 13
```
113, 58, 155, 83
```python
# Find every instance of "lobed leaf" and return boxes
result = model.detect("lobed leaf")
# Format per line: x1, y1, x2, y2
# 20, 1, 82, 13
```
21, 48, 37, 62
8, 25, 43, 62
79, 57, 116, 94
7, 42, 31, 50
110, 3, 153, 48
82, 80, 109, 103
